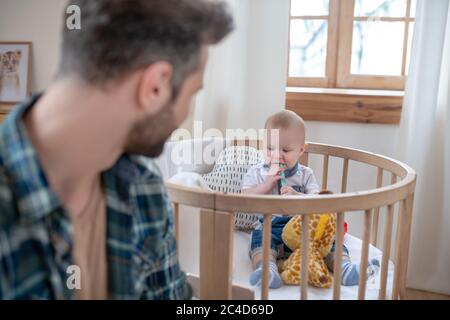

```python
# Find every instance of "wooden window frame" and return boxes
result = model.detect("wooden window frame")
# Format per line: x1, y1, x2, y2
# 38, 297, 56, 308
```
287, 1, 340, 88
286, 0, 415, 124
336, 0, 414, 90
286, 87, 403, 124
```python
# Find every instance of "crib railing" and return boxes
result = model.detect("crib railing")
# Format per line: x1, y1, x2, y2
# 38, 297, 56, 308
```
166, 142, 416, 300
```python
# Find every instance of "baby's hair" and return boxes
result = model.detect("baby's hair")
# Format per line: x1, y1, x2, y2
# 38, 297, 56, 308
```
264, 110, 306, 144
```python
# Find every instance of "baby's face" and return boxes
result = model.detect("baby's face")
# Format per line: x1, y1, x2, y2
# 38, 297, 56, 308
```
264, 128, 306, 170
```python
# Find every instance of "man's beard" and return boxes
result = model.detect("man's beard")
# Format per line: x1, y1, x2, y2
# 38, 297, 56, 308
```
124, 102, 177, 158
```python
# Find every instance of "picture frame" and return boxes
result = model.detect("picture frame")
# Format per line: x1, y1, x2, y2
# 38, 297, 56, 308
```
0, 42, 32, 113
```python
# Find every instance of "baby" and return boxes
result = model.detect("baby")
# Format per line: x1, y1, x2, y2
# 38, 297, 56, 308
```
242, 110, 379, 288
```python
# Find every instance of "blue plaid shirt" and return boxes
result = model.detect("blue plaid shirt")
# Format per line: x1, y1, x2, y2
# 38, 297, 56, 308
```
0, 95, 192, 300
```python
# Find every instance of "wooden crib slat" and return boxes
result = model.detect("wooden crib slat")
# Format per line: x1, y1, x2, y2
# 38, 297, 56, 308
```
392, 199, 405, 300
334, 158, 349, 299
252, 140, 263, 150
399, 194, 415, 300
232, 138, 247, 147
173, 203, 180, 240
358, 209, 373, 300
173, 202, 180, 259
332, 212, 345, 300
261, 214, 272, 300
300, 214, 310, 300
371, 168, 384, 246
379, 202, 394, 300
199, 210, 234, 299
299, 152, 309, 167
200, 210, 215, 299
379, 174, 397, 300
341, 159, 349, 193
232, 139, 264, 149
215, 212, 235, 299
322, 155, 329, 190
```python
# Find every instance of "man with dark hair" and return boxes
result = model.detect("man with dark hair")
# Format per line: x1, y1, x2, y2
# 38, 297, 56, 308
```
0, 0, 233, 299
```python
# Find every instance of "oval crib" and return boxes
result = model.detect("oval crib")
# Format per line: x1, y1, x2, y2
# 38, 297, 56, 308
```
165, 141, 417, 300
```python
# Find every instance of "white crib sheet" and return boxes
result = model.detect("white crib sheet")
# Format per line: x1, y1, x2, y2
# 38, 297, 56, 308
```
177, 205, 395, 300
230, 231, 395, 300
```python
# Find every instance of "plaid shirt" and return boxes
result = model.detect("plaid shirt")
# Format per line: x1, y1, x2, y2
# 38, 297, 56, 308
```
0, 95, 192, 300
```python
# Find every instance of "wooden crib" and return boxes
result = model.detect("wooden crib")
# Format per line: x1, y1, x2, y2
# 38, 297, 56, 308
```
165, 140, 416, 300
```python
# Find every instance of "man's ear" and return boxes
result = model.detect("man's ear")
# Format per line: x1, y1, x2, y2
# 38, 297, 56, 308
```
136, 62, 173, 115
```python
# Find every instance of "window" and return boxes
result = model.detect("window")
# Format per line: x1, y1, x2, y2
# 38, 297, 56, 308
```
288, 0, 416, 90
286, 0, 416, 124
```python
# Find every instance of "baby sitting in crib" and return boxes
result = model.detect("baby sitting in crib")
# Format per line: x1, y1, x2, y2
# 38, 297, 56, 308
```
242, 110, 379, 289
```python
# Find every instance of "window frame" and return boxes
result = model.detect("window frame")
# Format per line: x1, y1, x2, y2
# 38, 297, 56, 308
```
287, 0, 339, 88
286, 0, 415, 125
287, 0, 415, 90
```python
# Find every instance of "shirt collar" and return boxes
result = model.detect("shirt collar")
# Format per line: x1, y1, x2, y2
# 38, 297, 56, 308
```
108, 154, 161, 185
0, 93, 61, 222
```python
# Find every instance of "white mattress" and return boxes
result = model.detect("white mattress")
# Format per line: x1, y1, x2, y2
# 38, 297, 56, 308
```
177, 206, 395, 300
231, 231, 394, 300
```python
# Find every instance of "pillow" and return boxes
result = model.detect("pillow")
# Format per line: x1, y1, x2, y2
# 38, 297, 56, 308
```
168, 172, 211, 190
202, 146, 264, 232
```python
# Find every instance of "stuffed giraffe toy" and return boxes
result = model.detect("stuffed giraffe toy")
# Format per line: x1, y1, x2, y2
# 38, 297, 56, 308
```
279, 190, 337, 288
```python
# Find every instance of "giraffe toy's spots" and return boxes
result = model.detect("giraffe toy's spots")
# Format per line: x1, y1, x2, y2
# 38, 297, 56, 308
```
280, 210, 337, 288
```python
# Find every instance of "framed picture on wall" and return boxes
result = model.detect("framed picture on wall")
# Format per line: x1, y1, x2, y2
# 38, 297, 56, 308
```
0, 42, 32, 106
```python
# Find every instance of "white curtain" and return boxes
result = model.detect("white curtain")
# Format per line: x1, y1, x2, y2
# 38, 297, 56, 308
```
398, 0, 450, 295
192, 0, 290, 132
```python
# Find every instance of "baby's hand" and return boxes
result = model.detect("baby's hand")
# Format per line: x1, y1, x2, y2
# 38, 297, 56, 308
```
280, 186, 302, 196
267, 162, 285, 176
264, 171, 283, 190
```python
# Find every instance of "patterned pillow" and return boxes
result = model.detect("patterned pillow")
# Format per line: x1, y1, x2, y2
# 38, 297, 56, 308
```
202, 146, 264, 232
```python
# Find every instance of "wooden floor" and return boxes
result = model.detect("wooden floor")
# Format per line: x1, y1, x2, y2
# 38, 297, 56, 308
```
406, 288, 450, 300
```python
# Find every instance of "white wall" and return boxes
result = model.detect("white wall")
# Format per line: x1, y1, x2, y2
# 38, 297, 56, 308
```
0, 0, 66, 93
193, 0, 252, 131
243, 0, 291, 130
193, 0, 291, 131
